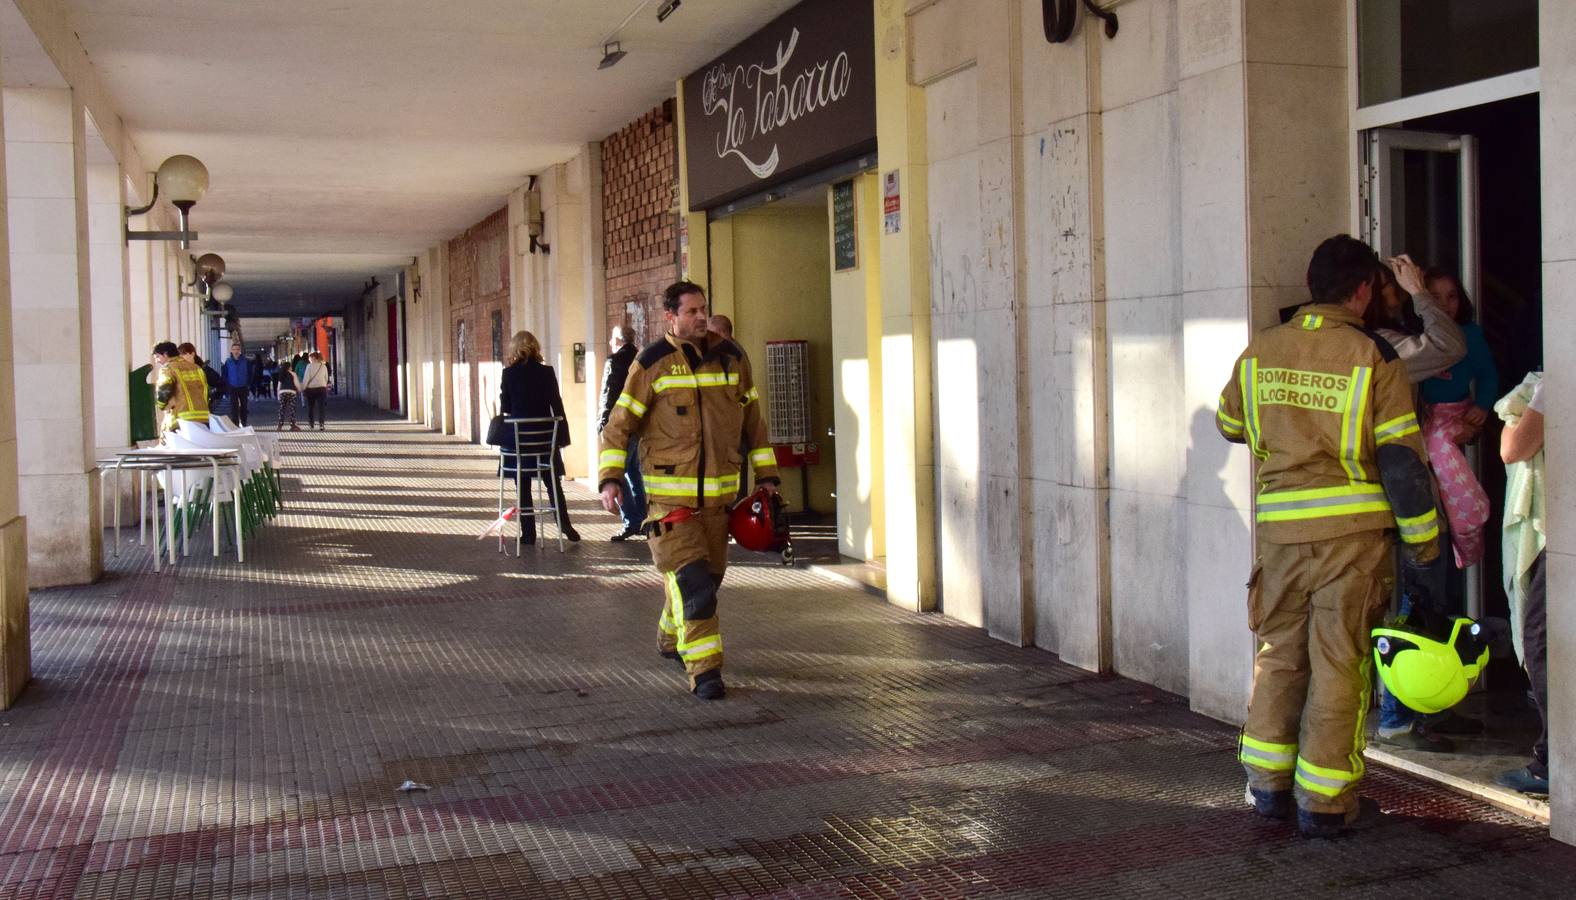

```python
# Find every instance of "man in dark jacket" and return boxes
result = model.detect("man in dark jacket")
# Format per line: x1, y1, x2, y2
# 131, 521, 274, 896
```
600, 326, 645, 540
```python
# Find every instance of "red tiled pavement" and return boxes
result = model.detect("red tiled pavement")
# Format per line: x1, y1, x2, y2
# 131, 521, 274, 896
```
0, 398, 1572, 899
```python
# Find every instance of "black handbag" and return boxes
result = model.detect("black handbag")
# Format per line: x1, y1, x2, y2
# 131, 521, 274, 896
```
485, 415, 511, 448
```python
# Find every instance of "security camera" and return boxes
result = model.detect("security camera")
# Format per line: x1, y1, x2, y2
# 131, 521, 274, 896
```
657, 0, 680, 22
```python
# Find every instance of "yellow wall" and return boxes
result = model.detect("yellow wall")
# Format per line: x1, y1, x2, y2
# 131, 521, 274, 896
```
712, 205, 837, 515
829, 174, 885, 560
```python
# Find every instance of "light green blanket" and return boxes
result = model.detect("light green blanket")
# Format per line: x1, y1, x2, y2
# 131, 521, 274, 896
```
1494, 371, 1544, 663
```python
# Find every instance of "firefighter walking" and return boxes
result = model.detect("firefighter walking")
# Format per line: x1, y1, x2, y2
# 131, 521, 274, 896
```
1217, 237, 1442, 838
598, 281, 780, 700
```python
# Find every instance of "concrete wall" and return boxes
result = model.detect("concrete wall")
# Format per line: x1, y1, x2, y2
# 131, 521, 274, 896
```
1539, 0, 1576, 845
828, 173, 886, 561
906, 0, 1349, 710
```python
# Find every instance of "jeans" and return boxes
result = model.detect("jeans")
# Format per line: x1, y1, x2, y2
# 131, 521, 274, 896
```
619, 436, 647, 534
1526, 551, 1549, 777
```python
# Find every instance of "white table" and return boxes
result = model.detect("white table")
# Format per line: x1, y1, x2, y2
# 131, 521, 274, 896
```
100, 448, 243, 571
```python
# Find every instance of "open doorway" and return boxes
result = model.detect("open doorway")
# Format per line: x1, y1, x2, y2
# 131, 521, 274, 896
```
1361, 91, 1546, 819
704, 170, 885, 574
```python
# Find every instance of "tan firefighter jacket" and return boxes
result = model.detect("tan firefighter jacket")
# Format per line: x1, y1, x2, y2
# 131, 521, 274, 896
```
599, 331, 780, 518
155, 358, 210, 431
1216, 304, 1438, 547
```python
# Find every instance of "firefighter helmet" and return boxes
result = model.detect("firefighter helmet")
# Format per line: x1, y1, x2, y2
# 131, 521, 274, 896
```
1372, 617, 1491, 715
730, 486, 789, 553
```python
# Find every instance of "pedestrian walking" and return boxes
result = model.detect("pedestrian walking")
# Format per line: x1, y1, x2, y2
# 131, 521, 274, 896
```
220, 343, 251, 426
598, 281, 781, 701
1216, 237, 1443, 838
598, 326, 644, 541
300, 352, 331, 430
277, 363, 301, 431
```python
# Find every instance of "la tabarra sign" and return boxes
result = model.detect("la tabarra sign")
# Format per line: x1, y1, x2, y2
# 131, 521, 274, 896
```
682, 0, 875, 211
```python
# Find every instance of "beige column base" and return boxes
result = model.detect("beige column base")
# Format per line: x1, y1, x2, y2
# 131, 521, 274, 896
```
21, 472, 102, 588
0, 515, 30, 709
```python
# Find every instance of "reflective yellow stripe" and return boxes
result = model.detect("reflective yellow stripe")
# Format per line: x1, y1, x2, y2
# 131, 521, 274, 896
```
1395, 508, 1439, 544
1216, 397, 1244, 432
1256, 482, 1390, 522
600, 449, 627, 469
652, 374, 698, 393
1338, 366, 1371, 481
616, 393, 647, 416
1301, 314, 1324, 330
693, 372, 739, 387
749, 447, 776, 469
175, 411, 209, 422
646, 474, 741, 498
1373, 412, 1420, 446
1239, 734, 1297, 772
677, 634, 723, 661
741, 386, 759, 406
1294, 756, 1360, 798
1240, 358, 1266, 460
660, 573, 681, 635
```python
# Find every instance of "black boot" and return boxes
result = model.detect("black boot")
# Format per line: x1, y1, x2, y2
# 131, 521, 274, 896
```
692, 669, 725, 701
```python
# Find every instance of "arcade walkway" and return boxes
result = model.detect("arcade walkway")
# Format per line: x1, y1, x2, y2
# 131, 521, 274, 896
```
0, 400, 1572, 898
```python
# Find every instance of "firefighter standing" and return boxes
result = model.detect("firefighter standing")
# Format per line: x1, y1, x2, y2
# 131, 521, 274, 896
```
599, 281, 780, 700
154, 341, 211, 433
1217, 237, 1442, 839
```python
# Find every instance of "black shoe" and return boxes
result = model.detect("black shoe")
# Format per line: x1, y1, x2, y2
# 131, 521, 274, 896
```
1297, 798, 1381, 839
521, 533, 536, 546
659, 649, 684, 668
610, 528, 640, 542
1247, 787, 1292, 820
692, 670, 725, 701
560, 525, 581, 542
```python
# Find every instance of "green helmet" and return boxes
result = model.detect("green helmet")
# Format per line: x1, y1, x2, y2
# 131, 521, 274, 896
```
1372, 617, 1491, 715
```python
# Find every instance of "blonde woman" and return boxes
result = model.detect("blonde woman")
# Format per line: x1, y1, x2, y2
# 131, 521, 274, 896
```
499, 331, 579, 543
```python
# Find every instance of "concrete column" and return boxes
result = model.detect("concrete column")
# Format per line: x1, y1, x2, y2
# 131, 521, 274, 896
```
0, 52, 34, 708
1538, 0, 1576, 846
126, 220, 153, 370
537, 148, 603, 479
87, 158, 130, 455
876, 0, 937, 612
3, 87, 100, 587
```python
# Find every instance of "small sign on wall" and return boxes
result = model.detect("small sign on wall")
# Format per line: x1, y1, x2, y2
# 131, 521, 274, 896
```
882, 170, 901, 234
832, 180, 857, 271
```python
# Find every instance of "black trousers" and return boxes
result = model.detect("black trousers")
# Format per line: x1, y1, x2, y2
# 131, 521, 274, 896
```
226, 387, 249, 426
1525, 550, 1549, 777
512, 471, 572, 541
303, 388, 328, 426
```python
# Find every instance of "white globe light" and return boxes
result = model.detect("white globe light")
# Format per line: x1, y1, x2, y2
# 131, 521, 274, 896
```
212, 282, 235, 302
155, 155, 209, 207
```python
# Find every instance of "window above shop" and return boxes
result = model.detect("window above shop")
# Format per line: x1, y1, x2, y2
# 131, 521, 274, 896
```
1358, 0, 1538, 108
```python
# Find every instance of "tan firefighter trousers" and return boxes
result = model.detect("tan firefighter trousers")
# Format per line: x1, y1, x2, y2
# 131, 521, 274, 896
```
650, 505, 730, 688
1238, 531, 1394, 815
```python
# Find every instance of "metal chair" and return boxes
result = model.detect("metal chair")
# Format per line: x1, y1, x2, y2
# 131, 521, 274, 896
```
498, 416, 566, 555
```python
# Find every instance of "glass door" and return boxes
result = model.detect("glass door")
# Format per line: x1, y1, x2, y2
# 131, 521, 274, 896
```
1362, 127, 1483, 617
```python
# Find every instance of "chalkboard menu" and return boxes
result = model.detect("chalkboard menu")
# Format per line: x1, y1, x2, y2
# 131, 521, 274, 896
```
832, 180, 857, 271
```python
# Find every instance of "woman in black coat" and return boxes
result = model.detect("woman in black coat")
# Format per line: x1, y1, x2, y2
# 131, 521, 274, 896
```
499, 331, 580, 542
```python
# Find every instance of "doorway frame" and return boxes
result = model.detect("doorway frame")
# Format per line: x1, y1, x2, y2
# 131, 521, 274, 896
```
1343, 0, 1550, 824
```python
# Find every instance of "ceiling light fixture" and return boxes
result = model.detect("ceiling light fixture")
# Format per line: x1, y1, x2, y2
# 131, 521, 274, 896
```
124, 154, 210, 249
657, 0, 680, 22
598, 41, 627, 69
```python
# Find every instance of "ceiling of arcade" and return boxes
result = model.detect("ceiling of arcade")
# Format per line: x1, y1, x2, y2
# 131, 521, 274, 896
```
8, 0, 799, 317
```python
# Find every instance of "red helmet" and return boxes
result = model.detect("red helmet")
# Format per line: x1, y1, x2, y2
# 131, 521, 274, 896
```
730, 486, 789, 553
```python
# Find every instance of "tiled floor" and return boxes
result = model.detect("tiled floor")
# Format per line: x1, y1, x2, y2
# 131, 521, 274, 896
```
2, 399, 1574, 898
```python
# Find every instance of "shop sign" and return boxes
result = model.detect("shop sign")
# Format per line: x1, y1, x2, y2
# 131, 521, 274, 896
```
683, 0, 875, 211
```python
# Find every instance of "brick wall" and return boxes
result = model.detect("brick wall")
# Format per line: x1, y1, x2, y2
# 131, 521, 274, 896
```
602, 100, 679, 348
